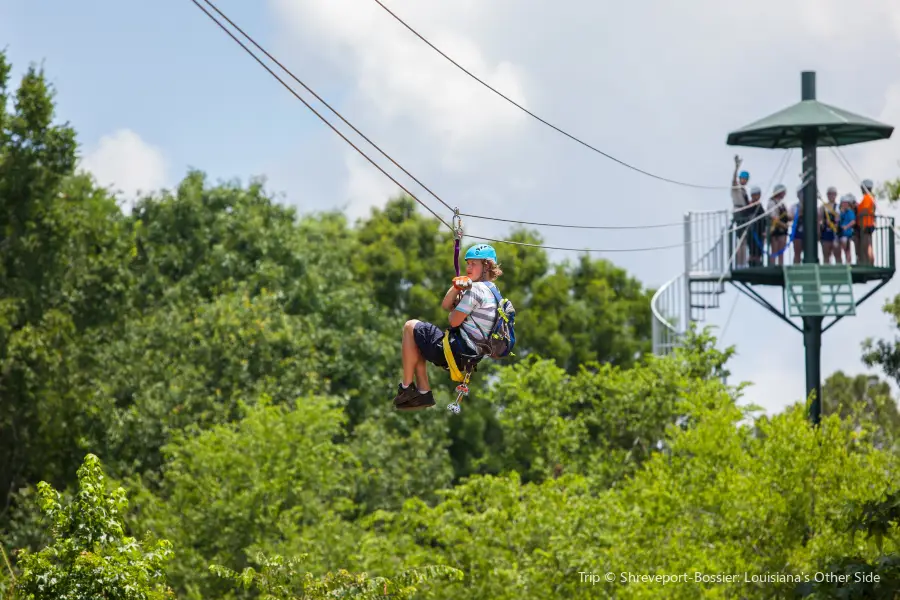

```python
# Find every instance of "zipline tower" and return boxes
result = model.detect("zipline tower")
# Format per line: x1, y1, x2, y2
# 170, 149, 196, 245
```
651, 71, 896, 425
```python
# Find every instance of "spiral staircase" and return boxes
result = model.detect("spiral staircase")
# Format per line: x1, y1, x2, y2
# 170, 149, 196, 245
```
651, 208, 897, 357
651, 209, 732, 356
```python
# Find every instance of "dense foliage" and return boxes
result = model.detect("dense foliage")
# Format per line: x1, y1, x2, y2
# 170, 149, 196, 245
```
2, 51, 900, 599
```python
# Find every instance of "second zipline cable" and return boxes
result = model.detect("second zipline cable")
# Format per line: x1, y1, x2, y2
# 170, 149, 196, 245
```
371, 0, 742, 192
189, 0, 802, 255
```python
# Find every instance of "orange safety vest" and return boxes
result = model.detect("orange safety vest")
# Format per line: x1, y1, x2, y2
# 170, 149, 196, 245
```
858, 194, 876, 228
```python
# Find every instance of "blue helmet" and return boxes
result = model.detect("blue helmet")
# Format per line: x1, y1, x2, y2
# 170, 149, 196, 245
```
739, 171, 750, 180
464, 243, 497, 262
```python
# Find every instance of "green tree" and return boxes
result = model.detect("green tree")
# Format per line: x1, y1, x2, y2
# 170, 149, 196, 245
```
355, 368, 900, 600
122, 395, 453, 599
211, 553, 462, 600
798, 488, 900, 598
347, 417, 456, 513
13, 454, 174, 600
127, 171, 356, 313
822, 370, 900, 450
865, 293, 900, 379
468, 328, 735, 484
0, 51, 137, 514
524, 254, 653, 370
877, 176, 900, 203
0, 54, 77, 325
82, 287, 399, 476
351, 195, 457, 324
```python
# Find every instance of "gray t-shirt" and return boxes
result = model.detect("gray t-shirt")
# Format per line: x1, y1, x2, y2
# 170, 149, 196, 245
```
454, 282, 498, 351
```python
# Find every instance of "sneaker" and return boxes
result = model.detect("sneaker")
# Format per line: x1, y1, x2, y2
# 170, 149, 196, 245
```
396, 391, 435, 411
392, 383, 421, 406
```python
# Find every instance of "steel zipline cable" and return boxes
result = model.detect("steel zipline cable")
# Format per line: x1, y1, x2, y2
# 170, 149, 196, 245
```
195, 0, 461, 220
461, 148, 795, 230
189, 0, 454, 230
469, 176, 810, 254
194, 0, 697, 233
189, 0, 793, 254
459, 149, 795, 230
459, 212, 681, 230
371, 0, 743, 192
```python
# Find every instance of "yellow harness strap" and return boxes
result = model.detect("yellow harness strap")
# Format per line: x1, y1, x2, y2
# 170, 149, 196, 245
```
823, 204, 839, 233
442, 329, 466, 382
771, 206, 789, 232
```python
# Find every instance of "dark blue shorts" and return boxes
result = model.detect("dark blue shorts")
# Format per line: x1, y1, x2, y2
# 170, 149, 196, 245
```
413, 321, 480, 371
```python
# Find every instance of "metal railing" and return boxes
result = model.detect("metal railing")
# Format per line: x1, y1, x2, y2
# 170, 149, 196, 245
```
651, 208, 897, 357
727, 213, 896, 271
651, 211, 731, 356
685, 210, 731, 280
651, 272, 687, 356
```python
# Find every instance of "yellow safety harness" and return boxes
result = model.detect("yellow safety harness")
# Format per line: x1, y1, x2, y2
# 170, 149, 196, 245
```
443, 328, 474, 413
442, 329, 467, 382
821, 203, 839, 234
771, 204, 790, 233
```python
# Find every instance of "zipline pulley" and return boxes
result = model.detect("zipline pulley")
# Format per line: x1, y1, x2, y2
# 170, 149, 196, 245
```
452, 208, 464, 277
447, 370, 471, 414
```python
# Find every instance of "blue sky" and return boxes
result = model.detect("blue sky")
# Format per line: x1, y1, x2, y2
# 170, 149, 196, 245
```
4, 0, 900, 413
1, 0, 341, 195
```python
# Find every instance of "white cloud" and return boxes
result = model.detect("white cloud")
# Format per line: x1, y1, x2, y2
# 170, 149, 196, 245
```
269, 0, 528, 166
267, 0, 533, 218
792, 0, 892, 39
344, 151, 402, 222
892, 10, 900, 42
79, 129, 168, 211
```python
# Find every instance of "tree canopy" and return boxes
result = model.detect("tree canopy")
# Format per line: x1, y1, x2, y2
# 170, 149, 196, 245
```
3, 49, 900, 600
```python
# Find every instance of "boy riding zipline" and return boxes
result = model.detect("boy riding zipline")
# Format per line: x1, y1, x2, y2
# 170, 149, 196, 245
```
393, 243, 515, 412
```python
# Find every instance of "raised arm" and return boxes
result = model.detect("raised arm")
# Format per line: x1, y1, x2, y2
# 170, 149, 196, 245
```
441, 286, 461, 312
